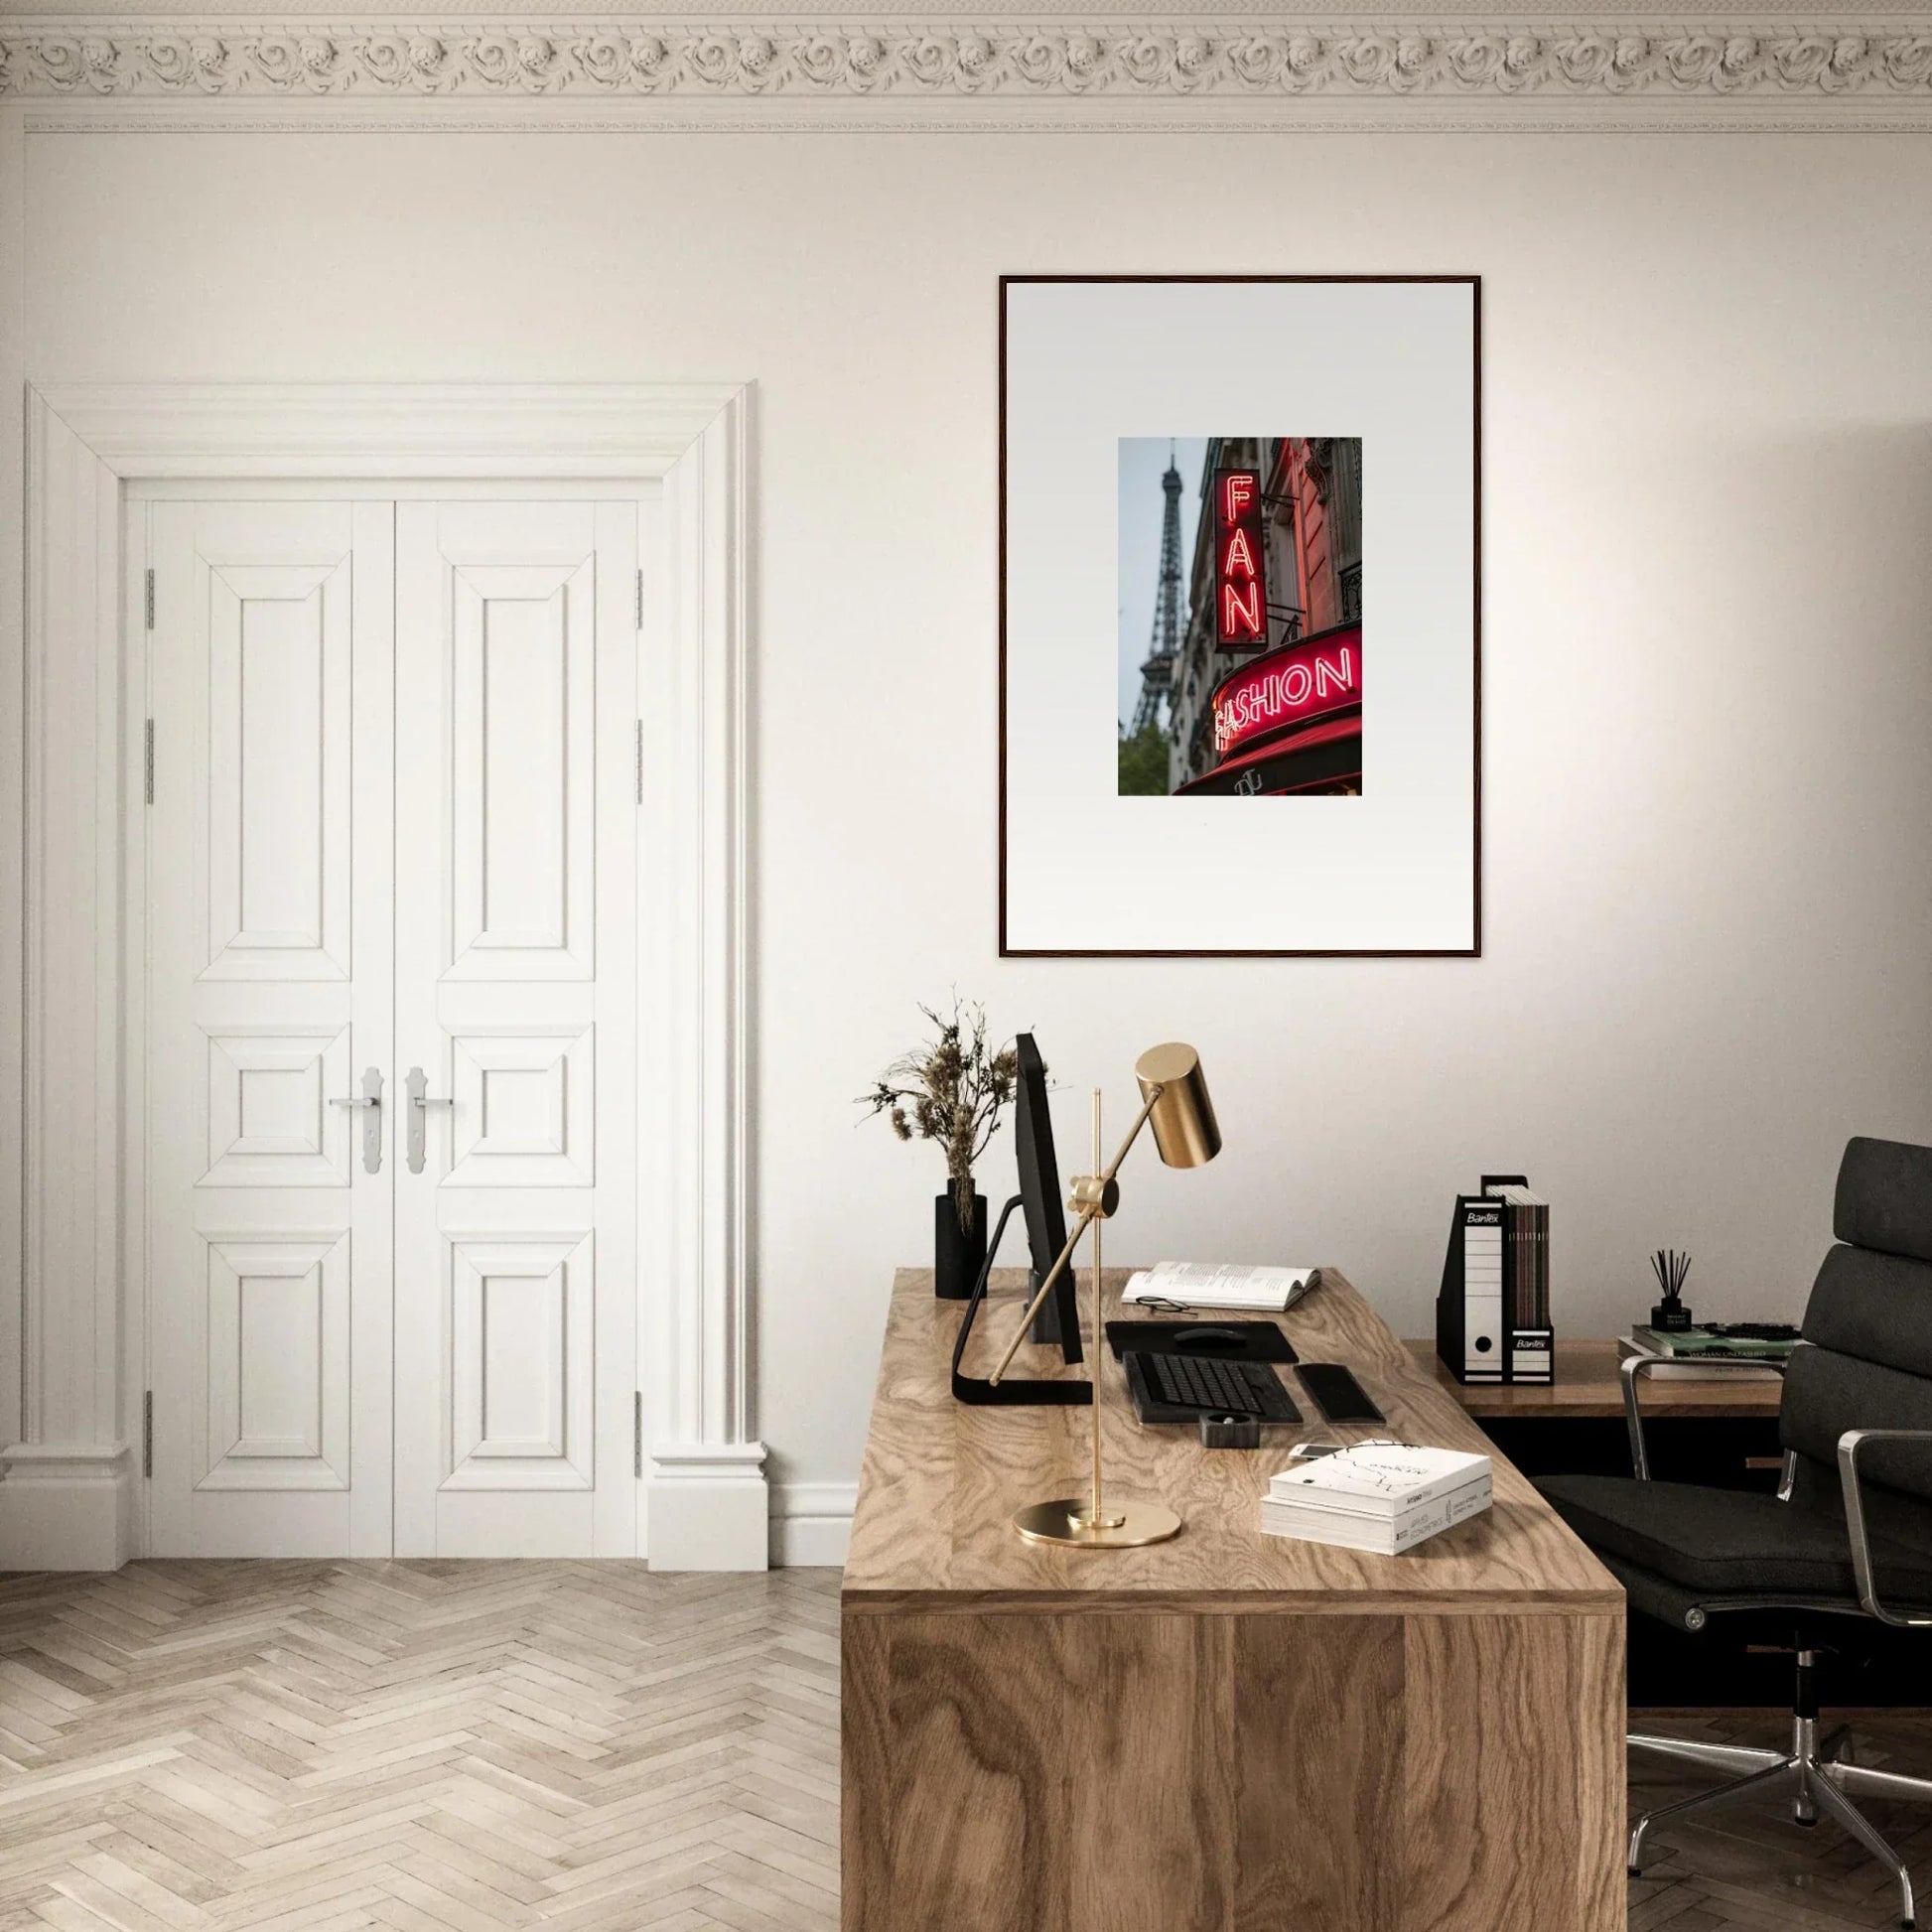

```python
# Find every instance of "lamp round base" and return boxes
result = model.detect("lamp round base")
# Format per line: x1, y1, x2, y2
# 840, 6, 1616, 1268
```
1012, 1497, 1182, 1548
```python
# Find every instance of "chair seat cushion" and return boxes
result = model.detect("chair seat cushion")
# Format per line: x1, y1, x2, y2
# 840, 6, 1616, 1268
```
1536, 1473, 1932, 1601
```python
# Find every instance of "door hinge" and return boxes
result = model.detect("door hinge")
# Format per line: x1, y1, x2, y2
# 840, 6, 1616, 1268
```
142, 1391, 154, 1478
144, 568, 155, 631
634, 720, 644, 805
144, 720, 155, 805
633, 1392, 643, 1479
635, 568, 644, 630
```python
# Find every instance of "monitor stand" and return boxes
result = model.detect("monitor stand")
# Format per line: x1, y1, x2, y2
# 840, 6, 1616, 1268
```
951, 1196, 1091, 1407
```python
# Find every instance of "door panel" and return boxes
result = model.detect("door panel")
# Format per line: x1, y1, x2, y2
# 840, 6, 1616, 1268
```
204, 564, 352, 979
447, 1028, 596, 1187
393, 501, 637, 1557
445, 1232, 594, 1489
449, 562, 596, 979
201, 1234, 350, 1489
147, 501, 394, 1557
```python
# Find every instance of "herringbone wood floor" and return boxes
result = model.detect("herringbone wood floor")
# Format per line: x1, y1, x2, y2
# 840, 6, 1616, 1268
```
1, 1563, 1927, 1930
0, 1563, 839, 1931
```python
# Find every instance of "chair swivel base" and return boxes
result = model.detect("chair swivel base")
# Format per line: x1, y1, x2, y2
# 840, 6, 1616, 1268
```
1629, 1712, 1930, 1929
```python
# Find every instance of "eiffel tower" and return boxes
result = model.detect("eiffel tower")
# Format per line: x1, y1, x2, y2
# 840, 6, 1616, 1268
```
1131, 444, 1185, 736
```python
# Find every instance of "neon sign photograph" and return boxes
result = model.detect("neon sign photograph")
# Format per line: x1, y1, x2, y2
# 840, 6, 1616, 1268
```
1000, 274, 1478, 954
1117, 435, 1364, 798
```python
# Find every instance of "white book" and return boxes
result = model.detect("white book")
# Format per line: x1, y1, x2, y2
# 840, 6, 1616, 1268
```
1268, 1443, 1490, 1516
1263, 1473, 1493, 1528
1121, 1262, 1316, 1312
1261, 1474, 1492, 1555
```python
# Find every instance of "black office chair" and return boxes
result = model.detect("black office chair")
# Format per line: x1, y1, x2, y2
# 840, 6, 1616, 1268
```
1538, 1136, 1932, 1929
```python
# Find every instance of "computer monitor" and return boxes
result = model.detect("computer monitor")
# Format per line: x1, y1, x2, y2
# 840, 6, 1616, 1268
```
1013, 1034, 1083, 1364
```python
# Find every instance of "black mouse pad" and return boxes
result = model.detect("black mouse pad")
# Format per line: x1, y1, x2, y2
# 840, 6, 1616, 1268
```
1104, 1319, 1298, 1365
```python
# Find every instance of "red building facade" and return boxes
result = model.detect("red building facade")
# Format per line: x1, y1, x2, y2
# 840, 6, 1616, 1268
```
1167, 436, 1362, 797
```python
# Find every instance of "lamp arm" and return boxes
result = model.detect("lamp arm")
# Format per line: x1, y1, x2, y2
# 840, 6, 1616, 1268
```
986, 1205, 1098, 1388
1095, 1086, 1165, 1190
987, 1085, 1165, 1387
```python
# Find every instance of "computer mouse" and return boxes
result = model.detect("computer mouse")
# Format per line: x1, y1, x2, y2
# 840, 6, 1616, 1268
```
1173, 1325, 1246, 1350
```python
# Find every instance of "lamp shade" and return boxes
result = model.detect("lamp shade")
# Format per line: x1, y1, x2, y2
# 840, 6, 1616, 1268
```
1134, 1042, 1221, 1169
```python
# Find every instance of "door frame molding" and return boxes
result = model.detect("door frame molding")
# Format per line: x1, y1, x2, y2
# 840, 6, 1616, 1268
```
3, 382, 764, 1572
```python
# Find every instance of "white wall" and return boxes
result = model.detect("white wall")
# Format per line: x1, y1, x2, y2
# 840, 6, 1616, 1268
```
18, 127, 1932, 1520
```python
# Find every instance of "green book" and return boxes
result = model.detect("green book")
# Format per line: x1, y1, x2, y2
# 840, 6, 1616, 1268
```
1631, 1324, 1797, 1360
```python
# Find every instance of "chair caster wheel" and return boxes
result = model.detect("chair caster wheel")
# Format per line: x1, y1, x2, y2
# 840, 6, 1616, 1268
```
1627, 1868, 1640, 1878
1795, 1816, 1818, 1828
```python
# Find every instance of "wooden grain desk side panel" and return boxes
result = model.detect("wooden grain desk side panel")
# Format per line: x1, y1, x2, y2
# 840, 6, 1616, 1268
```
1232, 1613, 1404, 1932
1403, 1612, 1625, 1932
887, 1615, 1067, 1932
841, 1606, 1623, 1932
1064, 1614, 1235, 1931
845, 1270, 1621, 1610
842, 1611, 1231, 1932
840, 1613, 892, 1932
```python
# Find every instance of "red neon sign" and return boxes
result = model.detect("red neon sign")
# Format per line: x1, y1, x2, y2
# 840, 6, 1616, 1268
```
1211, 624, 1362, 761
1214, 468, 1267, 649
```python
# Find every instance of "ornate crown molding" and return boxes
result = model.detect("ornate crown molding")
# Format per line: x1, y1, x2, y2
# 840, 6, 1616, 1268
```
4, 18, 1931, 116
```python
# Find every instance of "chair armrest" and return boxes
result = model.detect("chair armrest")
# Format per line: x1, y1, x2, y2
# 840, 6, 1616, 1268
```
1837, 1429, 1932, 1627
1620, 1351, 1787, 1482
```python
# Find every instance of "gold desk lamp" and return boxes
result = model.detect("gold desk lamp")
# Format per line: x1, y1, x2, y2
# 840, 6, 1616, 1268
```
987, 1041, 1221, 1548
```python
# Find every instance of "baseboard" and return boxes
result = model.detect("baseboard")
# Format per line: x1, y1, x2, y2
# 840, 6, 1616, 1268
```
770, 1481, 855, 1568
646, 1442, 769, 1571
0, 1445, 136, 1571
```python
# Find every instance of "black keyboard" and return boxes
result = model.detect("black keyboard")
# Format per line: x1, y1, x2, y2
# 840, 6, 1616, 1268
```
1128, 1351, 1302, 1423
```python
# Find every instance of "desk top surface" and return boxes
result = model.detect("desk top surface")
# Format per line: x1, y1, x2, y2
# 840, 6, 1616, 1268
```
1408, 1338, 1785, 1420
843, 1268, 1621, 1615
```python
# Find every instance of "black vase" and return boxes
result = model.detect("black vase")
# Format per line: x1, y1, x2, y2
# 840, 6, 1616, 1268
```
934, 1186, 989, 1300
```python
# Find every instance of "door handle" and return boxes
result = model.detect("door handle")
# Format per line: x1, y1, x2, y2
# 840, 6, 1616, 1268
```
329, 1066, 385, 1174
405, 1065, 454, 1175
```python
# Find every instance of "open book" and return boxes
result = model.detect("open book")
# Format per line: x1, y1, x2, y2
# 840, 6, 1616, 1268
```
1121, 1261, 1318, 1313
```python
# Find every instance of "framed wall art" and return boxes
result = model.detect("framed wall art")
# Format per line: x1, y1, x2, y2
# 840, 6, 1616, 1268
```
999, 274, 1480, 957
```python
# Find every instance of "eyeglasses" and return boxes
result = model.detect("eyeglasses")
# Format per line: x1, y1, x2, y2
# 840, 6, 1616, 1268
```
1286, 1437, 1409, 1460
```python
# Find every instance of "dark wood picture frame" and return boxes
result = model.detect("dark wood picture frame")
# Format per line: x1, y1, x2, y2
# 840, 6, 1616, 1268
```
997, 272, 1482, 959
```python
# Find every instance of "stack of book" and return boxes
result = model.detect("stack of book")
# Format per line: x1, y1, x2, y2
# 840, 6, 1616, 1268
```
1259, 1444, 1492, 1555
1617, 1323, 1798, 1381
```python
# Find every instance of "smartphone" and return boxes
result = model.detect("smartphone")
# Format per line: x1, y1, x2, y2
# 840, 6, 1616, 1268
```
1297, 1363, 1385, 1425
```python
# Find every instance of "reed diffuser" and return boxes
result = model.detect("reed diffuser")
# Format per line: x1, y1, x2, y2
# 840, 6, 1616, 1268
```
1649, 1248, 1694, 1332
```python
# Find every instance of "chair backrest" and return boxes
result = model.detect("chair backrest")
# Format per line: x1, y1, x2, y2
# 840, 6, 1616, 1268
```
1780, 1138, 1932, 1544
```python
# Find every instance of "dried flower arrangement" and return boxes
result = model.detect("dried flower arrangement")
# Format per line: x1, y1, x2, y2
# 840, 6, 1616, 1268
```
861, 998, 1021, 1234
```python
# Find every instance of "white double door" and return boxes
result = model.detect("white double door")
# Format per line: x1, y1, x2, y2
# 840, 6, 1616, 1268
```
145, 494, 640, 1558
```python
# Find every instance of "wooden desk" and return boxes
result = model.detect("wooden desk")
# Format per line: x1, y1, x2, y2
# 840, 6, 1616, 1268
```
1408, 1336, 1784, 1420
843, 1269, 1625, 1932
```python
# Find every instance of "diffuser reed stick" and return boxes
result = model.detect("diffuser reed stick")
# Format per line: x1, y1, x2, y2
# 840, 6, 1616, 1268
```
1649, 1248, 1693, 1331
